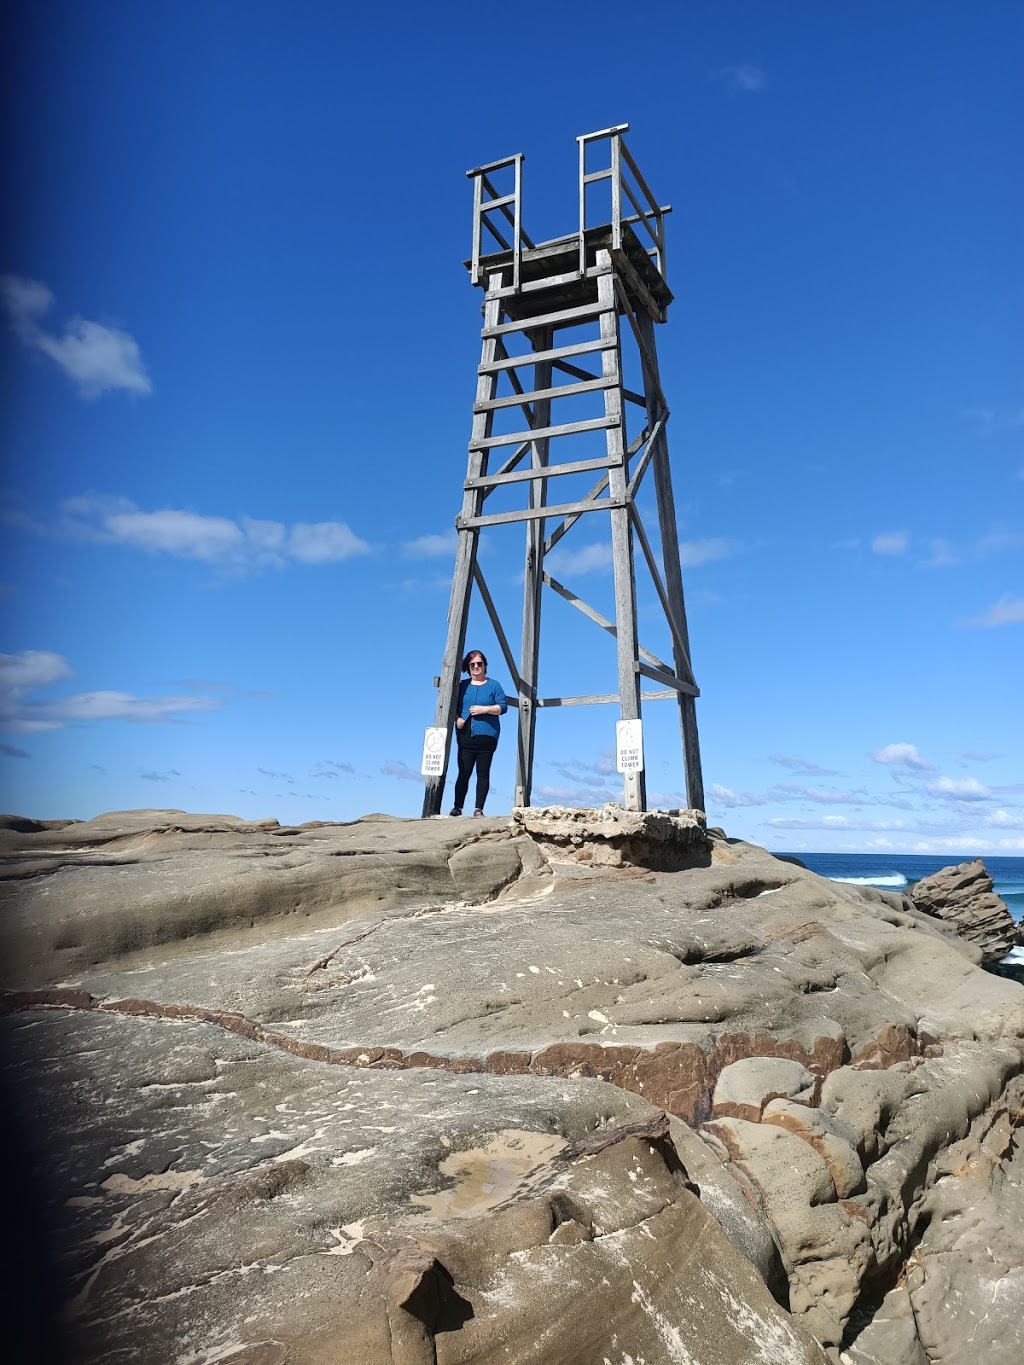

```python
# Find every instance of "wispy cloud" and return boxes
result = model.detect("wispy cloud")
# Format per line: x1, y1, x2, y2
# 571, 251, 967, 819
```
963, 596, 1024, 628
710, 783, 768, 809
551, 752, 617, 782
257, 766, 294, 785
1, 740, 29, 758
140, 769, 181, 782
710, 64, 767, 94
49, 494, 369, 570
920, 538, 960, 569
679, 537, 739, 568
0, 649, 223, 733
961, 405, 1024, 438
535, 754, 620, 807
765, 815, 911, 832
769, 753, 838, 777
176, 679, 274, 699
534, 782, 619, 807
1, 275, 151, 398
381, 760, 421, 782
402, 532, 457, 559
773, 783, 871, 806
871, 531, 909, 556
311, 760, 354, 779
872, 742, 933, 771
959, 750, 1001, 763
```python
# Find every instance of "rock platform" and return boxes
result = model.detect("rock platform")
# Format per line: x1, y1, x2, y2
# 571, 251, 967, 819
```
1, 807, 1022, 1364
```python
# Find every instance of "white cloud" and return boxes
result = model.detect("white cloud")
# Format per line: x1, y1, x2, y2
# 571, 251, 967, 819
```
872, 742, 932, 770
871, 531, 909, 556
109, 508, 244, 560
987, 809, 1024, 829
1, 274, 151, 398
0, 649, 223, 733
926, 775, 992, 802
54, 494, 369, 570
402, 532, 457, 559
710, 783, 767, 809
546, 542, 613, 576
0, 649, 72, 692
765, 816, 910, 832
964, 596, 1024, 628
679, 537, 738, 568
710, 64, 766, 94
289, 521, 368, 563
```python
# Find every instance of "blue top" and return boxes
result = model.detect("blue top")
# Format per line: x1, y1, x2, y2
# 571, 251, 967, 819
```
456, 676, 508, 742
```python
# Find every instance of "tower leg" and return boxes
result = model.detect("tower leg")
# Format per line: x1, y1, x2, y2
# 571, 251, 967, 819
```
637, 312, 705, 811
598, 252, 646, 811
514, 326, 552, 809
422, 272, 506, 817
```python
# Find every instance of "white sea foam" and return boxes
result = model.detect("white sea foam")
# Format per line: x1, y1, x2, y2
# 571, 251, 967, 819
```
1002, 946, 1024, 965
829, 874, 908, 888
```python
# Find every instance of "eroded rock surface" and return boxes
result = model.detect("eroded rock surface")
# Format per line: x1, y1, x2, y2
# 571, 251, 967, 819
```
909, 858, 1023, 964
512, 801, 709, 868
1, 808, 1022, 1364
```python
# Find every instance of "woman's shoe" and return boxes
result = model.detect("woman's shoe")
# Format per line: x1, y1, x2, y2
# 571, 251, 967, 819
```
449, 808, 462, 816
473, 808, 485, 817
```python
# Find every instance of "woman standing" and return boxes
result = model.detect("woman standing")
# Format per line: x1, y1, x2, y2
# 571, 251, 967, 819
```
450, 649, 508, 817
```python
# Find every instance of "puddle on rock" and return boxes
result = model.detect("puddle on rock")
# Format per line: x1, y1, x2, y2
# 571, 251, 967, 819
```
410, 1128, 567, 1219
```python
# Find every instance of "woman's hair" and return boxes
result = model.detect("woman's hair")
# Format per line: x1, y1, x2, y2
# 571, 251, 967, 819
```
462, 649, 488, 673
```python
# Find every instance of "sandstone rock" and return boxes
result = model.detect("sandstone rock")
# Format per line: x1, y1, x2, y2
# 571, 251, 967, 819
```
2, 809, 1023, 1363
910, 858, 1023, 963
511, 802, 709, 868
760, 1098, 865, 1199
712, 1056, 816, 1121
1, 1006, 828, 1365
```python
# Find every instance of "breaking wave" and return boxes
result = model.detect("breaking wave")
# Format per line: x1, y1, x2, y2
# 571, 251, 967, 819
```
829, 873, 908, 888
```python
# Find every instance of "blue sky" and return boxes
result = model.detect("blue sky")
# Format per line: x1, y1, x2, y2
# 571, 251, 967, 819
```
1, 1, 1021, 855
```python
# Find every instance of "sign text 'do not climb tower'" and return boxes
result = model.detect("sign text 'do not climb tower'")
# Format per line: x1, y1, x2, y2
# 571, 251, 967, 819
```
422, 125, 704, 817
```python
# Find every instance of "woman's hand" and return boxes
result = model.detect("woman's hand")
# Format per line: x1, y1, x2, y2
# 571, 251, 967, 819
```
455, 717, 465, 729
468, 705, 493, 716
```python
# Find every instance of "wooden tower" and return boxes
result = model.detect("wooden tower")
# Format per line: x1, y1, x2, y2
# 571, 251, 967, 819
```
422, 125, 704, 816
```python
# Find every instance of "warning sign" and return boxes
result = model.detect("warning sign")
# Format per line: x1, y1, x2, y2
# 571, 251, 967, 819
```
420, 727, 447, 777
616, 719, 644, 773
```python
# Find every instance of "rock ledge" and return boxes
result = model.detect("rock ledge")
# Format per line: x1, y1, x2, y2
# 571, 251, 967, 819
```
512, 802, 709, 868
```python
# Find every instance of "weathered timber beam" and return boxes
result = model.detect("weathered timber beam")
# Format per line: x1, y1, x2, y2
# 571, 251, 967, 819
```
472, 561, 524, 694
638, 661, 699, 698
483, 300, 611, 338
479, 337, 613, 374
465, 455, 614, 491
460, 496, 623, 530
535, 689, 677, 707
542, 572, 670, 672
470, 414, 616, 450
625, 416, 664, 500
629, 503, 697, 686
475, 375, 614, 413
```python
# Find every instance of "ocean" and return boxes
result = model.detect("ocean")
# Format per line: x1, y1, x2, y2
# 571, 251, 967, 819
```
779, 850, 1024, 968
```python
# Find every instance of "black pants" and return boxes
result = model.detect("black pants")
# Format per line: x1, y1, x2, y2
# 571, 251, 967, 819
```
453, 744, 495, 812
